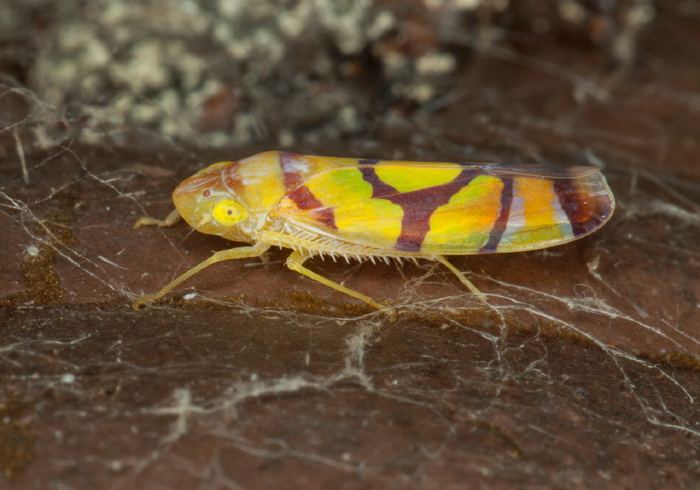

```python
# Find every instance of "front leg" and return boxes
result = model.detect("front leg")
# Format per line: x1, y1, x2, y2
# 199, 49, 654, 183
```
133, 209, 181, 229
132, 242, 271, 308
285, 250, 396, 320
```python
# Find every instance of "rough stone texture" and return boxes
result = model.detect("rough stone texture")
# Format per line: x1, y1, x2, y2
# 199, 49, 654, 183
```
1, 1, 699, 488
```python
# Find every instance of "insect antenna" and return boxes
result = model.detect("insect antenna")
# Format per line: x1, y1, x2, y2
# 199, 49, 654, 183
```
180, 226, 199, 243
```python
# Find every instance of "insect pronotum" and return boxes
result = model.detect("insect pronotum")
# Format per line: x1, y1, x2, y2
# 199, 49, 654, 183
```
133, 151, 615, 318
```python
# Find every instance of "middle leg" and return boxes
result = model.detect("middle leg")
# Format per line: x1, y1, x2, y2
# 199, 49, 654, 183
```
285, 250, 396, 320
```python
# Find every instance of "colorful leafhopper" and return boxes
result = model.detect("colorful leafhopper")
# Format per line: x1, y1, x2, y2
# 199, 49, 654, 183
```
133, 151, 615, 316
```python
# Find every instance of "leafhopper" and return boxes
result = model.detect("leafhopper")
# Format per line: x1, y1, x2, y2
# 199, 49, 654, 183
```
133, 151, 614, 317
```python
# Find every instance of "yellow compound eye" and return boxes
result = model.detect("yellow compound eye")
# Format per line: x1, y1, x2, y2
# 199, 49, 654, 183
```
211, 199, 247, 226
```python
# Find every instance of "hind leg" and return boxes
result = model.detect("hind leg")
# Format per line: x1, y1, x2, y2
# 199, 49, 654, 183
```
431, 255, 487, 303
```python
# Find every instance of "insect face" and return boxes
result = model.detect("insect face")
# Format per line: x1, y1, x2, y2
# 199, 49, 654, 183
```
171, 162, 252, 240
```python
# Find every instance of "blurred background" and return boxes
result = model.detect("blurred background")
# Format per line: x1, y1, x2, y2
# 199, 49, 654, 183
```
1, 0, 674, 162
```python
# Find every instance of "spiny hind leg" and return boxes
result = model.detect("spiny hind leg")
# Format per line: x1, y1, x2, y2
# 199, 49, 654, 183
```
431, 255, 487, 304
132, 243, 270, 308
285, 250, 396, 320
133, 208, 181, 229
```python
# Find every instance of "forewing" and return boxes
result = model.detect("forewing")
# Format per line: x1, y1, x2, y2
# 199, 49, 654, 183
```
274, 162, 614, 255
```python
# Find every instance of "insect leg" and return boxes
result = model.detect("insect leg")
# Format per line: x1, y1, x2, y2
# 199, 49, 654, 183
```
133, 209, 181, 229
134, 209, 180, 230
432, 255, 487, 303
285, 250, 396, 320
132, 242, 271, 308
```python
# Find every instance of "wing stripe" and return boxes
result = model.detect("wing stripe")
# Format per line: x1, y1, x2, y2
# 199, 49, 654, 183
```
359, 166, 399, 198
287, 185, 337, 230
553, 179, 611, 237
479, 177, 514, 252
358, 158, 380, 166
360, 167, 478, 252
279, 151, 306, 190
